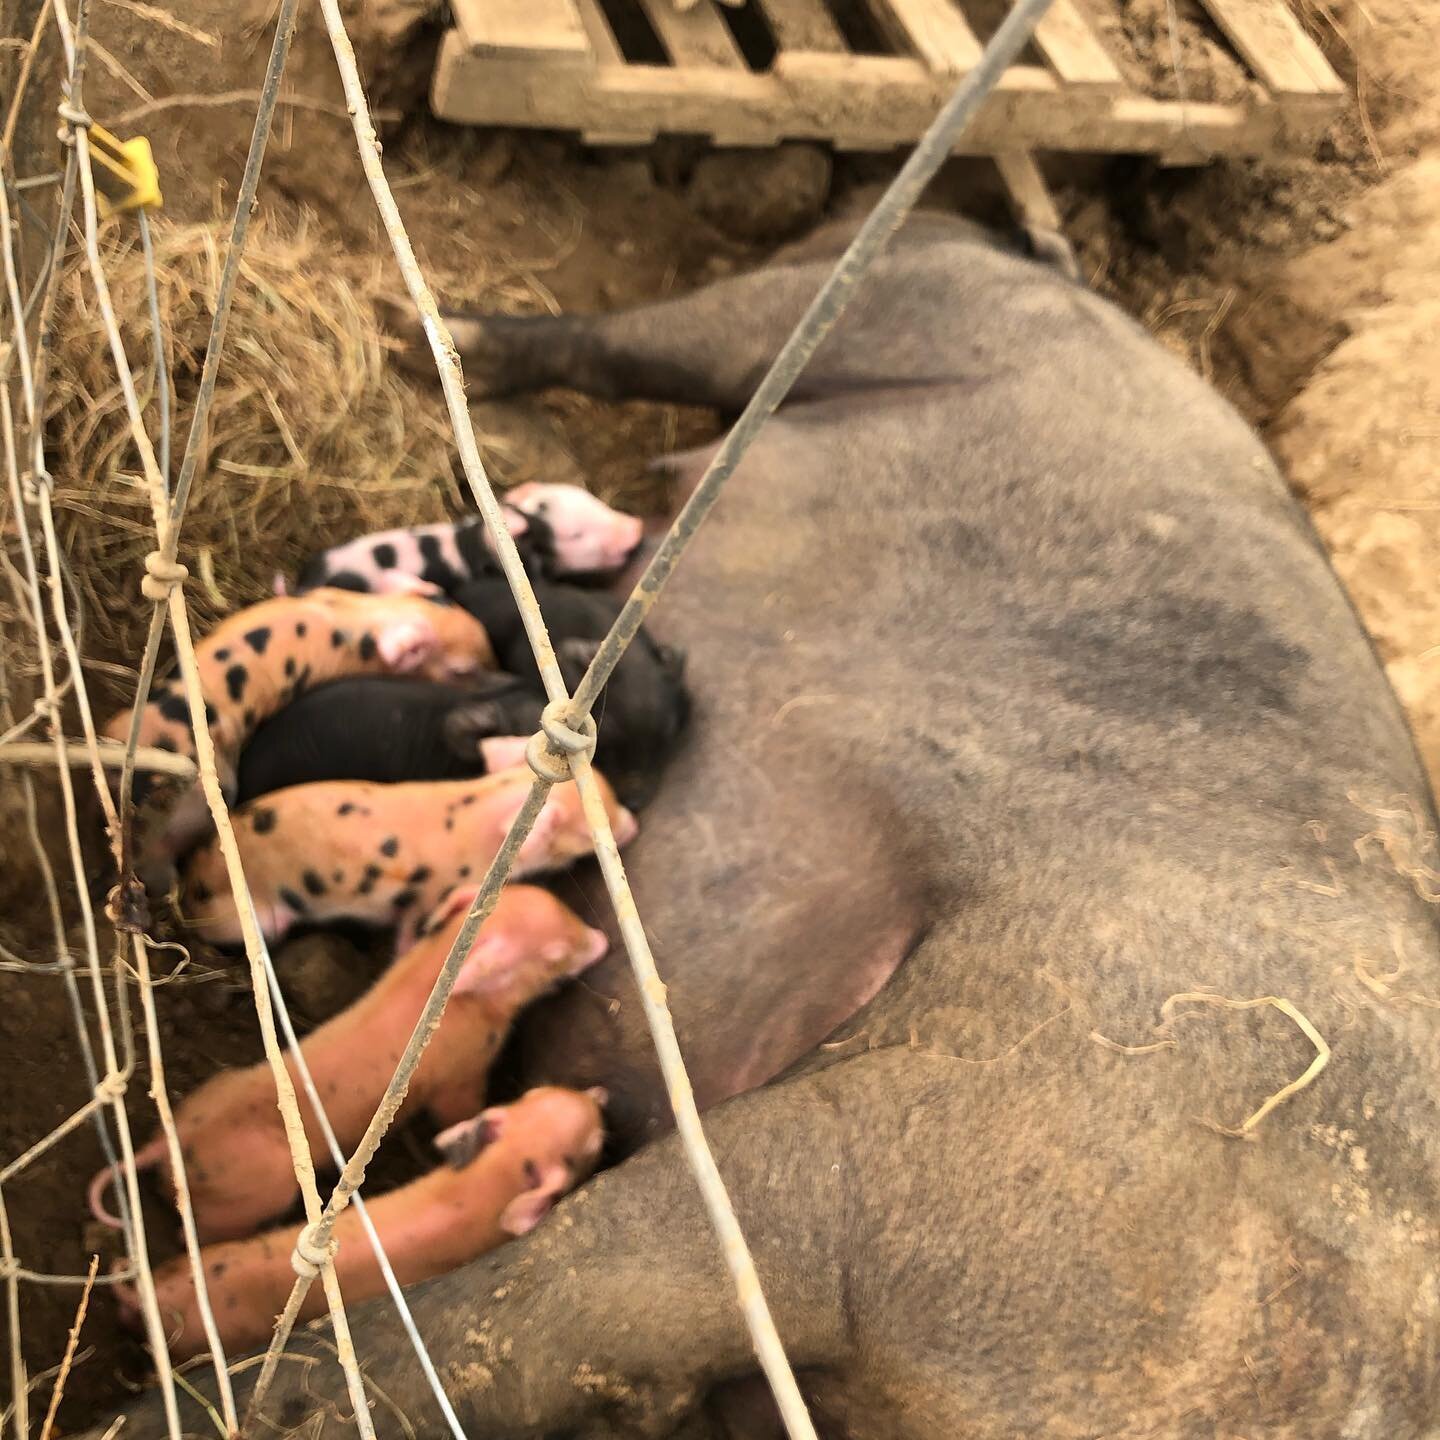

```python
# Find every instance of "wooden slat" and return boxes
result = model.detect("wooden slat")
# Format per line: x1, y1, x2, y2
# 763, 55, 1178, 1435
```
861, 0, 983, 74
450, 0, 593, 64
994, 150, 1061, 230
636, 0, 747, 68
757, 0, 846, 54
574, 0, 624, 65
1032, 0, 1123, 88
1197, 0, 1344, 96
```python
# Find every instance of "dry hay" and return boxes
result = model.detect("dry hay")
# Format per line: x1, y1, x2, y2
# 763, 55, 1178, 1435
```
34, 214, 463, 672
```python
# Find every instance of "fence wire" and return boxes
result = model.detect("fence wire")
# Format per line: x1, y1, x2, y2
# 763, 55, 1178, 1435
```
0, 0, 1057, 1437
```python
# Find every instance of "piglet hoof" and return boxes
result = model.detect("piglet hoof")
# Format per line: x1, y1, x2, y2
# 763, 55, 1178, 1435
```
110, 1263, 142, 1332
479, 735, 531, 775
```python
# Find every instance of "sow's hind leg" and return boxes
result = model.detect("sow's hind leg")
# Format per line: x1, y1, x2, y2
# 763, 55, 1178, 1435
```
378, 213, 986, 411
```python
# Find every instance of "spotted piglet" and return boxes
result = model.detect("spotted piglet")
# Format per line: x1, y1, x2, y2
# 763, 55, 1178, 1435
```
105, 588, 496, 776
179, 766, 636, 946
287, 482, 644, 597
89, 885, 606, 1243
116, 1085, 606, 1359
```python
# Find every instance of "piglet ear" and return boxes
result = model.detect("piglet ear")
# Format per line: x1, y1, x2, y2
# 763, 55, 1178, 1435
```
500, 503, 530, 539
441, 702, 503, 760
374, 571, 444, 599
376, 619, 436, 672
498, 1160, 570, 1236
557, 637, 600, 684
273, 573, 289, 597
434, 1109, 505, 1170
452, 933, 521, 999
585, 1086, 609, 1108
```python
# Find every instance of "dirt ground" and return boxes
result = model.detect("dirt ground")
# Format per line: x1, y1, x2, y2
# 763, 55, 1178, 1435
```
1, 0, 1437, 1428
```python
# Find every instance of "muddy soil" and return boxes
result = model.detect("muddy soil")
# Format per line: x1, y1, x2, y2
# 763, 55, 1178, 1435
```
0, 0, 1435, 1428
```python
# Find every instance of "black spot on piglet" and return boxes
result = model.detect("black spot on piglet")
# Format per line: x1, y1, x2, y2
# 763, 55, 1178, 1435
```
373, 543, 398, 569
278, 886, 309, 915
380, 836, 399, 857
225, 665, 248, 701
158, 691, 191, 725
338, 802, 356, 816
252, 807, 277, 835
244, 626, 272, 655
407, 865, 431, 885
302, 869, 326, 897
357, 864, 382, 896
358, 633, 377, 662
392, 888, 418, 910
285, 657, 297, 679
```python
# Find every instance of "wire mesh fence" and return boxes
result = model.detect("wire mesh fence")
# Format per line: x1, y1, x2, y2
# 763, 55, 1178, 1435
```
0, 0, 1056, 1436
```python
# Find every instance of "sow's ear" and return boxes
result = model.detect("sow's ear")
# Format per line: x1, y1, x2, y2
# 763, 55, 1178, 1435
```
434, 1108, 505, 1169
442, 701, 504, 759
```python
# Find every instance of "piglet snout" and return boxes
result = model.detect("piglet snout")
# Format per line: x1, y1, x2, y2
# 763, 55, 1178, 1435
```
612, 806, 638, 847
574, 926, 609, 973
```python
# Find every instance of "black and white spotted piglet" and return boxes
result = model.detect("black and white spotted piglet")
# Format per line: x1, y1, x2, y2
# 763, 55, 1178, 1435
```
282, 483, 644, 598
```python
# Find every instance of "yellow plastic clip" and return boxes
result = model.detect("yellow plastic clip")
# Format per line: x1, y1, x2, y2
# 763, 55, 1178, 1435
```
86, 122, 162, 217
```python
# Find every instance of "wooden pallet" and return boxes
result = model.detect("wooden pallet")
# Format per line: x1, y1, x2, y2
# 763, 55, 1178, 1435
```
432, 0, 1343, 227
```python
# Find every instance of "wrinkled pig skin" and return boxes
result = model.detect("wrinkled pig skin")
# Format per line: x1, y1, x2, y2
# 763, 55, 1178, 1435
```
116, 1086, 606, 1360
110, 215, 1440, 1439
179, 766, 636, 945
92, 885, 607, 1244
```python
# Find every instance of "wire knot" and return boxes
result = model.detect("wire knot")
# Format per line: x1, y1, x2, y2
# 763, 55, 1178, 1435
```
0, 1258, 19, 1280
93, 1071, 127, 1103
525, 701, 596, 784
56, 102, 91, 145
140, 551, 188, 602
291, 1221, 337, 1279
32, 696, 57, 725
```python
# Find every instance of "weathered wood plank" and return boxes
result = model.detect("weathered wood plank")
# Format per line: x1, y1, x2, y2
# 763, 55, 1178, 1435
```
636, 0, 747, 68
1197, 0, 1344, 96
861, 0, 983, 73
1032, 0, 1123, 88
449, 0, 593, 64
574, 0, 624, 65
994, 149, 1061, 229
757, 0, 847, 54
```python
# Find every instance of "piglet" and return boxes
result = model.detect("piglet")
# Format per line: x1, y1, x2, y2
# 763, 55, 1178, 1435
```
233, 674, 545, 804
453, 575, 689, 811
179, 765, 636, 946
89, 886, 607, 1243
116, 1085, 606, 1360
286, 483, 643, 597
